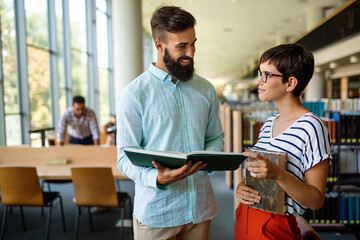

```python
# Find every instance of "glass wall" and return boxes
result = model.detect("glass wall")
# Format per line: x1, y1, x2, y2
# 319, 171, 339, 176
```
0, 0, 114, 146
96, 0, 110, 125
25, 0, 52, 131
55, 0, 66, 115
69, 0, 88, 99
1, 0, 21, 145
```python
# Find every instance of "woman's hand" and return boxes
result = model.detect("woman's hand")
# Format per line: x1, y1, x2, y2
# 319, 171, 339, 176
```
243, 151, 283, 180
236, 178, 261, 205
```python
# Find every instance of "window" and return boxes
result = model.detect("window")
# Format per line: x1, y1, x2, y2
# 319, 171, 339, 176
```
96, 0, 111, 125
1, 0, 21, 145
55, 0, 66, 115
0, 0, 114, 146
25, 0, 52, 132
69, 0, 88, 99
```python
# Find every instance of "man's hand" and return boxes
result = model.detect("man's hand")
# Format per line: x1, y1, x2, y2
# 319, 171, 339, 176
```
153, 160, 207, 185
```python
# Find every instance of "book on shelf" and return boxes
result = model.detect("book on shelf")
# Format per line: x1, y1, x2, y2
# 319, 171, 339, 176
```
339, 113, 360, 145
245, 148, 287, 215
340, 192, 349, 224
356, 194, 360, 224
124, 148, 246, 171
321, 118, 337, 144
348, 194, 356, 224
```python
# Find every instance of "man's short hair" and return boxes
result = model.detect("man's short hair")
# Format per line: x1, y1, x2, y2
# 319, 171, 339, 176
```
72, 95, 85, 104
260, 44, 314, 97
150, 6, 196, 42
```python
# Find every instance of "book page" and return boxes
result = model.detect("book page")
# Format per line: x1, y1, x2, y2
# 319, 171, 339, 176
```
124, 148, 187, 159
189, 151, 243, 155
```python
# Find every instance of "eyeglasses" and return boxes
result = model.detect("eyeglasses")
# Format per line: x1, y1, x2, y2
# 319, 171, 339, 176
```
258, 69, 287, 83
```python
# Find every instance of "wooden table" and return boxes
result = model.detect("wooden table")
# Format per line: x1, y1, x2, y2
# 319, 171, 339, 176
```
0, 145, 129, 180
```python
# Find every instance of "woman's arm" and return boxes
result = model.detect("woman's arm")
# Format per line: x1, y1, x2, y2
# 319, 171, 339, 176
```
243, 151, 329, 210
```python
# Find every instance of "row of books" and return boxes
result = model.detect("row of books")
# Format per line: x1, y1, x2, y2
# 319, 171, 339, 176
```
323, 112, 360, 145
303, 98, 360, 116
242, 116, 339, 146
327, 154, 339, 183
303, 101, 327, 117
242, 118, 264, 145
304, 191, 360, 225
321, 118, 337, 144
339, 113, 360, 145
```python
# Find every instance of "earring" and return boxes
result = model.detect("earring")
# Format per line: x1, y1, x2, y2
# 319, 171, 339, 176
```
286, 89, 289, 92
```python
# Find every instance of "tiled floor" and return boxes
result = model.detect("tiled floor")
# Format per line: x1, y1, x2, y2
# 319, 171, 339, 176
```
1, 172, 359, 239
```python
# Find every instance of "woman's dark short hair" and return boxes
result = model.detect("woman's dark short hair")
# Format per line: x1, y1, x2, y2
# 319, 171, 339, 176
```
150, 6, 196, 42
72, 95, 85, 104
260, 44, 314, 97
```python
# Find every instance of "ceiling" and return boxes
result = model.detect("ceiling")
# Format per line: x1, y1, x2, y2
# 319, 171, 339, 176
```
141, 0, 349, 86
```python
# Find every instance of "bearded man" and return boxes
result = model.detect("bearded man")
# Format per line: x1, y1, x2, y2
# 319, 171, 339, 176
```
116, 6, 224, 240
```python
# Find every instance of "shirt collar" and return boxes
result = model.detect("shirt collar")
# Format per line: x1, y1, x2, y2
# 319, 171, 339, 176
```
149, 63, 173, 83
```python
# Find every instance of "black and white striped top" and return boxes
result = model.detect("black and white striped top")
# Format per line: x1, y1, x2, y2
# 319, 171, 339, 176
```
253, 112, 332, 217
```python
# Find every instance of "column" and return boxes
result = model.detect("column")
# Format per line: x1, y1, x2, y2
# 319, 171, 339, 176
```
305, 7, 324, 101
305, 72, 325, 101
112, 0, 143, 108
306, 7, 323, 31
275, 35, 286, 45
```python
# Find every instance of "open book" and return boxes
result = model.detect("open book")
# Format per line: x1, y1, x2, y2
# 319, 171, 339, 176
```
124, 148, 245, 171
245, 148, 287, 214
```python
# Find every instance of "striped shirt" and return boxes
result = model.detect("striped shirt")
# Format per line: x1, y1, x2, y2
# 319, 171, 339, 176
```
116, 63, 224, 227
253, 112, 332, 217
57, 107, 100, 143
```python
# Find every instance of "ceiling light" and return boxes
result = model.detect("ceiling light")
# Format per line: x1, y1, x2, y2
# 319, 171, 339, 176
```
223, 28, 233, 32
350, 55, 359, 63
314, 66, 321, 73
329, 62, 337, 69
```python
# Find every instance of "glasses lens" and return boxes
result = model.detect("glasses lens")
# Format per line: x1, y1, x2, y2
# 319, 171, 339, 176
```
258, 70, 266, 83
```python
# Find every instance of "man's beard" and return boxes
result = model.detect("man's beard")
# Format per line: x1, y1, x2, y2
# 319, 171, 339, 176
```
163, 48, 194, 82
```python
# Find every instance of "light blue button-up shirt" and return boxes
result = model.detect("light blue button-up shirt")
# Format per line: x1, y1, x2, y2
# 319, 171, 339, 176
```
116, 63, 224, 227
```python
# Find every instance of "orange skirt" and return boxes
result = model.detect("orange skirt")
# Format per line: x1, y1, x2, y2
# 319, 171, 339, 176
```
234, 203, 301, 240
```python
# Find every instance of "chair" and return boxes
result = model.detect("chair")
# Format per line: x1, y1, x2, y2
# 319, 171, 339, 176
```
0, 167, 66, 240
71, 167, 132, 240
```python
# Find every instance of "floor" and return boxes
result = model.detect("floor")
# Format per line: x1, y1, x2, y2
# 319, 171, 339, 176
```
0, 172, 359, 240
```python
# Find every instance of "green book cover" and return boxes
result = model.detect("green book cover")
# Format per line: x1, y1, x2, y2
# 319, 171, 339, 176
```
124, 148, 245, 171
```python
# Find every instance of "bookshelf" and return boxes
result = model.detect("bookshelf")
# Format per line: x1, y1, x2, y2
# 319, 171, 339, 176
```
219, 101, 278, 211
220, 99, 360, 231
305, 110, 360, 229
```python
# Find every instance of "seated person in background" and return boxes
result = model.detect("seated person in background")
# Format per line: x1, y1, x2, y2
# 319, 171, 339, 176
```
234, 44, 332, 240
57, 95, 100, 145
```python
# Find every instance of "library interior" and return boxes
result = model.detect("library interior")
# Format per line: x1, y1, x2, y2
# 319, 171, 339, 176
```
0, 0, 360, 239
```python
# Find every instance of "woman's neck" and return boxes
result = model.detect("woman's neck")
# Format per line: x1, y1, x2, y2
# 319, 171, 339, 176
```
275, 95, 309, 121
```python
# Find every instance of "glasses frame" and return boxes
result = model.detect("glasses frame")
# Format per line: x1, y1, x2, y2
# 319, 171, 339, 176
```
258, 69, 287, 83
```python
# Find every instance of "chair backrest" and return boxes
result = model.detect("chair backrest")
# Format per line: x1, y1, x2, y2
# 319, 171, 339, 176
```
71, 167, 118, 207
0, 167, 44, 206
